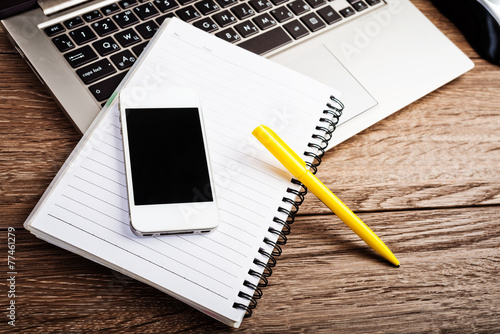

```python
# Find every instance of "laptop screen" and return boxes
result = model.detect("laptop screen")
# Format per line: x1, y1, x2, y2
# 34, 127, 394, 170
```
0, 0, 37, 19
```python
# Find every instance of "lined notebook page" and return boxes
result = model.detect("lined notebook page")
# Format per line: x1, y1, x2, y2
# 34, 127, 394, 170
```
26, 18, 337, 327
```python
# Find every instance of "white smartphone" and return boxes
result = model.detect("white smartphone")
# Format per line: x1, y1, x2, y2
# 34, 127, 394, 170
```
119, 86, 219, 236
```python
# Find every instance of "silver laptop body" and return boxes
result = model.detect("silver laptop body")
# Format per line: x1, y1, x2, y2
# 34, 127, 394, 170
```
2, 0, 473, 143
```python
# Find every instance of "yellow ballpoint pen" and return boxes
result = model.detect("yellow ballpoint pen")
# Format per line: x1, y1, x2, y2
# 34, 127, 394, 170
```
252, 125, 400, 267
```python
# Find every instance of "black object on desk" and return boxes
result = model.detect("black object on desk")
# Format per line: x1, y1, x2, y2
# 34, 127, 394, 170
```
432, 0, 500, 66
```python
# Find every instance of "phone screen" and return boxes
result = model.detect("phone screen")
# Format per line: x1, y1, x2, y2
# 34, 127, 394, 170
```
125, 108, 214, 206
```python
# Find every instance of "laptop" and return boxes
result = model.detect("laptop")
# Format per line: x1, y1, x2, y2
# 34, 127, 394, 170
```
1, 0, 473, 146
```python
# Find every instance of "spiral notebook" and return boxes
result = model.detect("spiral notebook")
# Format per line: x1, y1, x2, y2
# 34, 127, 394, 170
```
24, 18, 343, 327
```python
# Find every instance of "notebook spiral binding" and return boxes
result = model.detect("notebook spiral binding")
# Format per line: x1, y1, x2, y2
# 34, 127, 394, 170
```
233, 96, 344, 318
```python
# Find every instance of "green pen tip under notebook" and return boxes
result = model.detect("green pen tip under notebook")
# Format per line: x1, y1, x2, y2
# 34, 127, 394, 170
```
252, 125, 400, 267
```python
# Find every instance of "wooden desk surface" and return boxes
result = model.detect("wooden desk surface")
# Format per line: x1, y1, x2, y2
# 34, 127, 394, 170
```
1, 1, 499, 332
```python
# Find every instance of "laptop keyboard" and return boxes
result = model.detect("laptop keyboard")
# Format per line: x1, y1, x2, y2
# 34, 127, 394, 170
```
43, 0, 383, 104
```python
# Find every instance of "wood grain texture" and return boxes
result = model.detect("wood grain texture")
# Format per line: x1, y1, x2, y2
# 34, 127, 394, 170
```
1, 0, 500, 332
2, 207, 499, 333
0, 26, 16, 53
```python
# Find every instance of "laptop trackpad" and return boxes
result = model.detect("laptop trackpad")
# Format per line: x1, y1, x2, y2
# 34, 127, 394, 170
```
275, 44, 377, 124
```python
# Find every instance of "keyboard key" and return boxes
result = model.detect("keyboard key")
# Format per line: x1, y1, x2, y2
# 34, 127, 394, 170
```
215, 0, 237, 8
92, 18, 119, 36
102, 3, 120, 15
110, 50, 138, 70
156, 13, 175, 25
283, 19, 309, 39
134, 3, 160, 20
271, 6, 293, 23
253, 13, 276, 30
63, 16, 84, 29
365, 0, 381, 5
64, 45, 98, 68
52, 34, 75, 52
113, 10, 139, 28
249, 0, 273, 13
192, 17, 219, 33
176, 6, 201, 22
300, 12, 325, 31
305, 0, 325, 9
136, 20, 159, 39
132, 41, 149, 56
212, 10, 236, 27
269, 0, 287, 5
119, 0, 138, 9
44, 23, 65, 37
234, 20, 259, 37
83, 10, 103, 22
114, 28, 142, 47
92, 36, 121, 56
339, 7, 355, 17
215, 28, 241, 43
238, 26, 292, 55
89, 72, 127, 101
231, 3, 255, 20
178, 0, 195, 5
287, 0, 310, 15
70, 26, 97, 45
347, 0, 368, 11
153, 0, 179, 12
317, 6, 341, 25
196, 0, 220, 15
76, 59, 117, 84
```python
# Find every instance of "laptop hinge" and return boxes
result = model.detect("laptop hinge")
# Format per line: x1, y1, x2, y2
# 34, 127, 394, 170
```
37, 0, 89, 16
